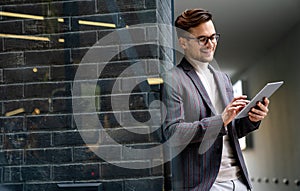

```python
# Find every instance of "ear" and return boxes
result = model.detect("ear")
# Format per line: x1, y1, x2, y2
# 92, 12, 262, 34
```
178, 37, 187, 49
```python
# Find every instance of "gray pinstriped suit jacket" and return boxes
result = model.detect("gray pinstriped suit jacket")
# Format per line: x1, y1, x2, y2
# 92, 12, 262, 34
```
162, 57, 260, 191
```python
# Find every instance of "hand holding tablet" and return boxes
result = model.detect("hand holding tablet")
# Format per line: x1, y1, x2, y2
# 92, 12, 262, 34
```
235, 81, 284, 119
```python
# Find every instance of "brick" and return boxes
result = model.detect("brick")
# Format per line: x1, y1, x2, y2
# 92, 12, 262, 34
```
50, 64, 77, 82
53, 164, 100, 181
96, 79, 121, 95
27, 115, 72, 131
147, 60, 161, 75
21, 166, 51, 181
50, 0, 96, 17
25, 148, 72, 165
73, 145, 121, 162
97, 0, 147, 13
151, 160, 164, 176
0, 52, 24, 68
120, 77, 150, 93
122, 143, 162, 161
102, 181, 123, 191
71, 14, 118, 31
99, 93, 147, 112
0, 184, 23, 191
72, 113, 121, 130
149, 126, 163, 143
53, 63, 97, 81
24, 49, 71, 66
4, 132, 51, 149
4, 38, 49, 52
24, 18, 71, 35
2, 4, 48, 18
119, 10, 157, 26
50, 31, 98, 49
119, 44, 159, 60
0, 85, 24, 100
121, 110, 161, 127
96, 26, 147, 45
0, 0, 59, 5
101, 162, 150, 179
0, 134, 3, 147
0, 20, 23, 35
0, 150, 23, 166
0, 69, 3, 83
51, 97, 73, 113
0, 117, 24, 133
0, 38, 3, 52
71, 46, 119, 65
99, 61, 147, 79
23, 99, 50, 114
3, 67, 50, 84
3, 133, 27, 150
24, 183, 60, 191
52, 131, 86, 147
101, 127, 150, 144
145, 0, 157, 9
3, 68, 23, 83
146, 26, 159, 41
3, 166, 21, 182
124, 177, 163, 191
24, 82, 71, 98
98, 112, 121, 128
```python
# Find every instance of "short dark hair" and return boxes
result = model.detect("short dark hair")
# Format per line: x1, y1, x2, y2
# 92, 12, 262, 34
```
175, 8, 212, 37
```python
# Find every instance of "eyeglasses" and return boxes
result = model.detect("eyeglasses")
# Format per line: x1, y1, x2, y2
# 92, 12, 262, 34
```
184, 33, 220, 46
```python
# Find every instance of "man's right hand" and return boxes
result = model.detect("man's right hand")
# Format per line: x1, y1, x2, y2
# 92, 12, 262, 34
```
222, 95, 249, 126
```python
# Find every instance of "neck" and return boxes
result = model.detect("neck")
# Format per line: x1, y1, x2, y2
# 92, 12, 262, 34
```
185, 56, 209, 71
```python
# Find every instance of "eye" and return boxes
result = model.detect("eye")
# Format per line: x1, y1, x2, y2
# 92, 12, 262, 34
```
198, 36, 207, 43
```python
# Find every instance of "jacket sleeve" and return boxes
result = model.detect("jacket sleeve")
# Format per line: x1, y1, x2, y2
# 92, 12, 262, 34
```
234, 118, 260, 138
161, 71, 227, 147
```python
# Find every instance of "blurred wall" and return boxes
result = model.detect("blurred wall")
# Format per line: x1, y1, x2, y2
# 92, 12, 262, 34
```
240, 22, 300, 190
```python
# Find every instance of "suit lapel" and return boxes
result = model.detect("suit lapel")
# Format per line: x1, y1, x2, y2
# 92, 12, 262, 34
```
179, 58, 217, 115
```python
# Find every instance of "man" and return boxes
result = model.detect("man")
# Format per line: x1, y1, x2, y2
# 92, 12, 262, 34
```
162, 8, 269, 191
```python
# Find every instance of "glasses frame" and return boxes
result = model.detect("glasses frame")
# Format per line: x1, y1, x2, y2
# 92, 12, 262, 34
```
184, 33, 220, 46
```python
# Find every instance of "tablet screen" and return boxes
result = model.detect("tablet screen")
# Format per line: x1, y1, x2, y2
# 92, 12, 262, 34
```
235, 81, 284, 119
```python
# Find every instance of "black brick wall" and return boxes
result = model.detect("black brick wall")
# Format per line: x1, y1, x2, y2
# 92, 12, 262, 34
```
0, 0, 173, 190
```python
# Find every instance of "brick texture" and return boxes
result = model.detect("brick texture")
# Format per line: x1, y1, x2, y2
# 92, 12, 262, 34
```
0, 0, 173, 190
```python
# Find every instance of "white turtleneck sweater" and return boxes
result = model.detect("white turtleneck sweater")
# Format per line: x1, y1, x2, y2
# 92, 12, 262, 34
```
187, 57, 241, 182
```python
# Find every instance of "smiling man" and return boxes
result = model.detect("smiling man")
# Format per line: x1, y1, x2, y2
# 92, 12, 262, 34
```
162, 8, 270, 191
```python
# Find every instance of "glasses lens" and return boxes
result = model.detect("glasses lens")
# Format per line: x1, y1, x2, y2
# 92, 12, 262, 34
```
198, 34, 220, 45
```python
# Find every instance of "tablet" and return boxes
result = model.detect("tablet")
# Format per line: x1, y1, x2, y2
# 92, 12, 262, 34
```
235, 81, 284, 119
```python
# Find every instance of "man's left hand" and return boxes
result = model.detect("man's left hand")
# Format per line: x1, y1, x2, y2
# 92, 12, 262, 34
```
248, 97, 270, 122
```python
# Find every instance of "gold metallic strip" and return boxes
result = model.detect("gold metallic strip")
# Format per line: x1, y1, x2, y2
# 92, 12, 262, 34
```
58, 38, 65, 43
57, 18, 64, 23
78, 20, 116, 28
0, 33, 50, 41
0, 11, 44, 20
5, 108, 25, 117
147, 77, 164, 85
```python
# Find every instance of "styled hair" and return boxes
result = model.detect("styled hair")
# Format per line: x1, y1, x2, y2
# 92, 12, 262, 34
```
175, 8, 212, 37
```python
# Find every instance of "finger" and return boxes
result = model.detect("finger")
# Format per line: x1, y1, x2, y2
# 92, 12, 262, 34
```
232, 95, 247, 102
231, 101, 248, 107
263, 97, 270, 107
250, 108, 267, 116
248, 111, 265, 120
256, 102, 269, 113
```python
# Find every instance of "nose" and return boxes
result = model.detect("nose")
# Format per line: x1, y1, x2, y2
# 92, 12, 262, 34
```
205, 39, 215, 49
